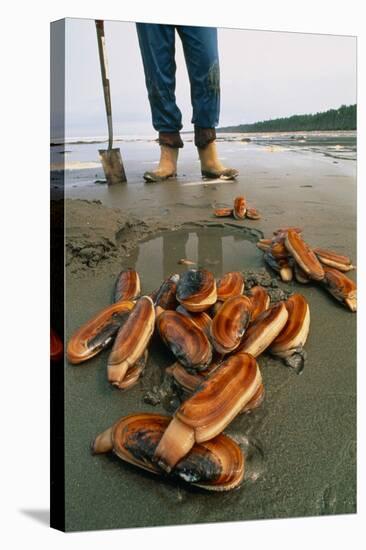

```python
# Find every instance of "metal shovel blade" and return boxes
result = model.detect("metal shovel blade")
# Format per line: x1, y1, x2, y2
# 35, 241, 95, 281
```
98, 148, 127, 185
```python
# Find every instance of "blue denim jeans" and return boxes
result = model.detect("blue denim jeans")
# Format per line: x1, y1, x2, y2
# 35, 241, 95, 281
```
136, 23, 220, 147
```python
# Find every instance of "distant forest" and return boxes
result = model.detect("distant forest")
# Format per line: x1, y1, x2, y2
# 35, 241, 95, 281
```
217, 104, 356, 133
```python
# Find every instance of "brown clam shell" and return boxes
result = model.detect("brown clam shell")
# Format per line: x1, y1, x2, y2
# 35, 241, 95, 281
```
322, 267, 357, 311
214, 207, 233, 218
157, 310, 212, 371
270, 240, 290, 260
95, 413, 244, 491
217, 271, 244, 301
176, 269, 217, 312
264, 251, 293, 282
245, 207, 261, 220
233, 196, 247, 219
167, 358, 223, 395
113, 269, 141, 302
270, 294, 310, 356
117, 351, 148, 390
247, 285, 270, 321
285, 229, 324, 281
256, 238, 272, 252
313, 248, 355, 272
176, 305, 212, 337
241, 383, 265, 413
107, 296, 155, 386
151, 274, 180, 310
153, 353, 261, 471
67, 300, 135, 364
210, 295, 252, 354
237, 301, 289, 357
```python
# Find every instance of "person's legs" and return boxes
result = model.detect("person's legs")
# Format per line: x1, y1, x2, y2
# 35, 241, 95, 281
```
177, 26, 238, 179
136, 23, 183, 181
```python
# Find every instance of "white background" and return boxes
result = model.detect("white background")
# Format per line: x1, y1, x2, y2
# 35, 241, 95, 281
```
0, 0, 364, 548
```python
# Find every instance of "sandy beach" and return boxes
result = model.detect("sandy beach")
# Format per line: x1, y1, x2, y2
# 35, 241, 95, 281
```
60, 133, 356, 531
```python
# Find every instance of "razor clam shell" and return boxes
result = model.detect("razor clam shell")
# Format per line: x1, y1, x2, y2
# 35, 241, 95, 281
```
175, 305, 212, 337
152, 274, 180, 310
322, 267, 357, 311
210, 295, 252, 354
285, 229, 324, 281
176, 269, 217, 312
256, 239, 272, 252
214, 207, 233, 218
113, 269, 141, 302
237, 301, 289, 357
216, 271, 245, 301
157, 310, 212, 371
67, 300, 135, 364
294, 262, 311, 284
247, 285, 270, 321
108, 413, 244, 491
270, 294, 310, 355
233, 196, 247, 220
245, 207, 261, 220
107, 296, 155, 386
117, 350, 148, 390
313, 248, 354, 272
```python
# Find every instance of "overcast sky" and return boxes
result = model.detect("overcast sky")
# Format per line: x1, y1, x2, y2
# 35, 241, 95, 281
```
64, 18, 356, 138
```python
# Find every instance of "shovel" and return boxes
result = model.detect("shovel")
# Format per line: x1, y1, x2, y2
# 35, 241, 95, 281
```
95, 20, 127, 184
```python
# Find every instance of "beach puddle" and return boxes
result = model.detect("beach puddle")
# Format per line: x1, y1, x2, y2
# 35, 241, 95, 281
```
124, 225, 263, 291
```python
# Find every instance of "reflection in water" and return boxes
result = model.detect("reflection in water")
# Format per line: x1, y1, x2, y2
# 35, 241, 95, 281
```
132, 226, 262, 294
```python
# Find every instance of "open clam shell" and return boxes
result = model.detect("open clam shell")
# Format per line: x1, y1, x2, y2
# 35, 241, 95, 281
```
67, 300, 135, 364
151, 274, 180, 310
237, 301, 289, 357
176, 269, 217, 312
216, 271, 244, 301
322, 267, 357, 312
245, 207, 261, 220
153, 353, 261, 471
210, 295, 252, 354
93, 413, 244, 492
233, 196, 247, 219
247, 285, 270, 321
107, 296, 155, 386
113, 269, 141, 302
313, 248, 355, 272
157, 310, 212, 372
285, 229, 324, 281
270, 294, 310, 357
214, 207, 233, 218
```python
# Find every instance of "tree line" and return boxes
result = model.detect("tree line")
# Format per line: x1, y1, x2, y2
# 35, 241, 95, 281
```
217, 104, 356, 133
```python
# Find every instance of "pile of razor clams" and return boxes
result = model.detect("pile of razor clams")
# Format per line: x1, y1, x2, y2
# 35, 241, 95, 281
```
257, 226, 356, 311
67, 252, 318, 492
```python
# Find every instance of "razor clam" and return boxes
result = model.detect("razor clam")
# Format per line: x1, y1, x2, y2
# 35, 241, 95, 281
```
247, 285, 270, 321
117, 351, 149, 390
210, 295, 252, 354
153, 353, 262, 472
67, 300, 135, 364
214, 207, 233, 218
245, 207, 261, 220
322, 267, 357, 312
313, 248, 355, 272
92, 413, 245, 491
256, 238, 272, 252
233, 196, 247, 220
176, 269, 217, 312
113, 269, 141, 302
151, 274, 180, 310
107, 296, 155, 387
157, 310, 212, 372
270, 294, 310, 371
263, 250, 293, 282
216, 271, 244, 301
176, 305, 212, 337
285, 229, 324, 281
294, 262, 311, 284
237, 301, 289, 357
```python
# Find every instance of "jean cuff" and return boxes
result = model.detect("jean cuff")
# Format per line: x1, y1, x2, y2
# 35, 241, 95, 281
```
158, 132, 184, 148
194, 127, 216, 148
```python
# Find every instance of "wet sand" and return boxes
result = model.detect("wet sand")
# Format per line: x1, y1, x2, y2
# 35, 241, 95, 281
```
63, 141, 356, 531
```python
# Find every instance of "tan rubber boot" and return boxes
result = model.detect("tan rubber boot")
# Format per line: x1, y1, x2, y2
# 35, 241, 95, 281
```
199, 141, 238, 180
143, 146, 178, 183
